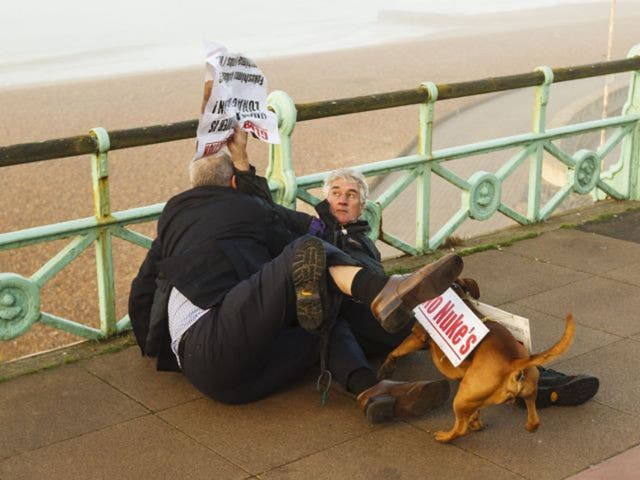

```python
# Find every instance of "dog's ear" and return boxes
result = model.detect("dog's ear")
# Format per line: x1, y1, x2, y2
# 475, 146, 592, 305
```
454, 277, 480, 300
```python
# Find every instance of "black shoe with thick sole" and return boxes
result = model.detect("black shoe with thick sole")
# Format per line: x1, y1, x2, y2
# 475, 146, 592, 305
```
535, 374, 600, 409
292, 237, 326, 332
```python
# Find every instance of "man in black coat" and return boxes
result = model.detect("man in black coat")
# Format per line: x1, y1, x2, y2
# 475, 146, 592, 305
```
128, 129, 463, 423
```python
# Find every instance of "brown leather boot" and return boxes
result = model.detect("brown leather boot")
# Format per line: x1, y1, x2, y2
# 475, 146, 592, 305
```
357, 379, 450, 424
371, 253, 463, 333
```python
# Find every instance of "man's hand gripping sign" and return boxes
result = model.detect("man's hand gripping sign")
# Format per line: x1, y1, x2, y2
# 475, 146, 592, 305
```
195, 41, 280, 161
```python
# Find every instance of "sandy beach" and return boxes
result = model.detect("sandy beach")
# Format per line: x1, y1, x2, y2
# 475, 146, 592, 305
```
1, 1, 639, 361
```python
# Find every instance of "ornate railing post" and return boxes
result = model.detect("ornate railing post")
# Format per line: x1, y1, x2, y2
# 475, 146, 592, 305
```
266, 91, 298, 208
528, 66, 554, 221
89, 127, 117, 337
600, 44, 640, 199
416, 82, 438, 254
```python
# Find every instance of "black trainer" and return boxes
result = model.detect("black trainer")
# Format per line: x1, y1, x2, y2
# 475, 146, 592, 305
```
534, 367, 600, 409
292, 237, 327, 332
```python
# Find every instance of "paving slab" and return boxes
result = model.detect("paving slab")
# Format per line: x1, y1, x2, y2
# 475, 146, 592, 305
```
515, 276, 640, 337
0, 363, 147, 459
158, 380, 374, 475
261, 422, 522, 480
566, 443, 640, 479
549, 339, 640, 417
505, 229, 640, 275
409, 400, 640, 480
82, 346, 202, 412
600, 259, 640, 288
0, 415, 248, 480
457, 249, 590, 305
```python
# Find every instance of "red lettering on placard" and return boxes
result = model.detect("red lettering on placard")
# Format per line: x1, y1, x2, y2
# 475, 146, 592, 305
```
460, 334, 477, 355
243, 120, 268, 140
445, 314, 464, 339
425, 296, 442, 314
433, 301, 454, 325
203, 140, 226, 156
452, 325, 468, 345
439, 310, 457, 329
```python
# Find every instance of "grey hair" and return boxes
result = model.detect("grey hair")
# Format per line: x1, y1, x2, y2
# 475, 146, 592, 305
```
189, 152, 234, 187
322, 168, 369, 203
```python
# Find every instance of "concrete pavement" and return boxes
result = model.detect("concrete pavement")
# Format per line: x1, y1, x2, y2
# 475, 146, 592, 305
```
1, 201, 640, 479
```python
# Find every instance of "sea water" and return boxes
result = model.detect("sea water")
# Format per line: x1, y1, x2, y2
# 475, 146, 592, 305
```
0, 0, 595, 87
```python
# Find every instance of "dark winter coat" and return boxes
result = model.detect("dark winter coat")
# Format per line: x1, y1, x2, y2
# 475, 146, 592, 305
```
128, 169, 312, 370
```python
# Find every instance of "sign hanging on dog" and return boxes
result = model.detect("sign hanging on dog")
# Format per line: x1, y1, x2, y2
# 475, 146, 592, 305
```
194, 41, 280, 161
469, 299, 532, 352
414, 288, 489, 367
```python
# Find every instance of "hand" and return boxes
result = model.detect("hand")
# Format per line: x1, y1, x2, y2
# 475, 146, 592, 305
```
228, 126, 250, 171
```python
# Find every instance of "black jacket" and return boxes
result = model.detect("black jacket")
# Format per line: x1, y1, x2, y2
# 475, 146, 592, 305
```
315, 200, 384, 275
128, 169, 312, 370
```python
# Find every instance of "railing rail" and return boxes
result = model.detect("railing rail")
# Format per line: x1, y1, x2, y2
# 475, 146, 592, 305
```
2, 56, 640, 167
1, 44, 639, 345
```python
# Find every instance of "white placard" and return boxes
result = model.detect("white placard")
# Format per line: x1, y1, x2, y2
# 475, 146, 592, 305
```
468, 299, 532, 353
194, 41, 280, 161
414, 288, 489, 367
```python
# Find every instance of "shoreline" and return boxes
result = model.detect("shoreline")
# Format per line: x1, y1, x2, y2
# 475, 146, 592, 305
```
0, 1, 629, 94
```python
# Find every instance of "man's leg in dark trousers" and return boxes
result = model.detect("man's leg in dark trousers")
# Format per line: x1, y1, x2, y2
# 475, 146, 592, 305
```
180, 236, 360, 403
207, 319, 375, 405
340, 300, 413, 358
327, 319, 377, 393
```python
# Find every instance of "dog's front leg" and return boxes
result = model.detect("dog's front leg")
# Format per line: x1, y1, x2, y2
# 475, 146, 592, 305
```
522, 394, 540, 432
378, 327, 428, 379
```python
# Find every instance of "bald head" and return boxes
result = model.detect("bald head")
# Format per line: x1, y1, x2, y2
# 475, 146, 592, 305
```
189, 152, 234, 187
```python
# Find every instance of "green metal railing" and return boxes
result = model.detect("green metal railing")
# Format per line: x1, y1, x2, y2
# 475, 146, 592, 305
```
1, 44, 639, 343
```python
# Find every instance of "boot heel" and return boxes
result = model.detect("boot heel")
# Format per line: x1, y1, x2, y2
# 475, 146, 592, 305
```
365, 395, 396, 424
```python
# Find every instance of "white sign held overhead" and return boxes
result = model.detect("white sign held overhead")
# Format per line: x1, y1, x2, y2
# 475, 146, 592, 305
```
194, 42, 280, 161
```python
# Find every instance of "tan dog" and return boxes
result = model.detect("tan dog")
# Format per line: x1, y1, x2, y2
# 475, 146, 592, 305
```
377, 279, 575, 443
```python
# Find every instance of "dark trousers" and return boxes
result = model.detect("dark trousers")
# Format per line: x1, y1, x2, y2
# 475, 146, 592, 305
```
179, 236, 373, 404
339, 300, 414, 358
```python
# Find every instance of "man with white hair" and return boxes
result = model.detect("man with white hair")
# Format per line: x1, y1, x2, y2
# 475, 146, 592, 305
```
316, 168, 600, 410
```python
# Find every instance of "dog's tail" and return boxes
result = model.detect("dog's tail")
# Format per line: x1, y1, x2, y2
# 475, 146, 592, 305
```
510, 313, 575, 372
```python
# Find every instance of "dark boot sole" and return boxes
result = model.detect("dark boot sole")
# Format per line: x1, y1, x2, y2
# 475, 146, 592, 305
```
400, 254, 464, 310
292, 237, 326, 332
365, 395, 396, 424
535, 375, 600, 409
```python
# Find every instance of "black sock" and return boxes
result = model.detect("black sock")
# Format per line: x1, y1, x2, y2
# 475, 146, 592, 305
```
351, 268, 388, 306
347, 367, 378, 395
